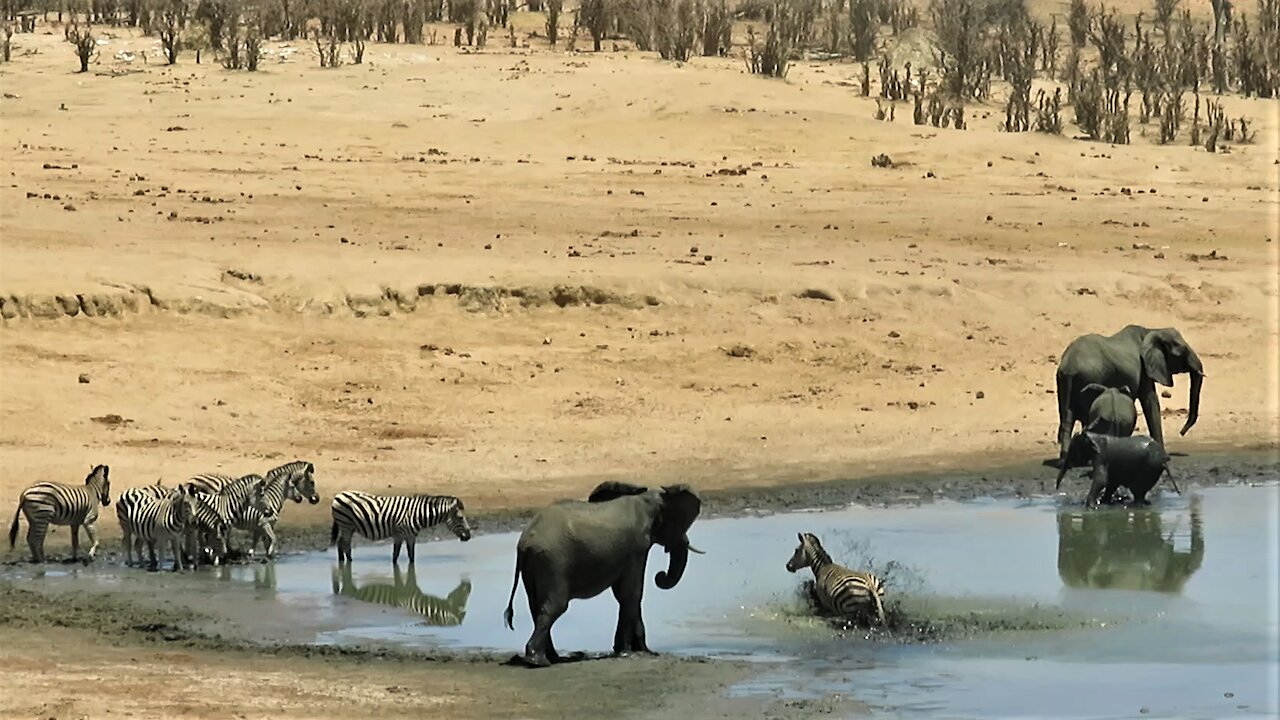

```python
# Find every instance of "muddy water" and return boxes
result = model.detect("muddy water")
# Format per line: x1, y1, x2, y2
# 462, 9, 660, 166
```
5, 482, 1277, 718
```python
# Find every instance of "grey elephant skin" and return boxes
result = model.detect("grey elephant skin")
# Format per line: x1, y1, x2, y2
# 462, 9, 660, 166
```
1057, 498, 1204, 592
1081, 383, 1138, 437
1054, 325, 1204, 466
503, 481, 703, 668
1056, 432, 1179, 508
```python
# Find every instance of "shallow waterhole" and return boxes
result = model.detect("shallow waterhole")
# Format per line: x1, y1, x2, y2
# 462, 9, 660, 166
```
7, 482, 1277, 718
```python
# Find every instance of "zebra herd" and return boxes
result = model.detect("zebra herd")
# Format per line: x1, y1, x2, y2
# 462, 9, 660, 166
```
8, 462, 886, 627
7, 460, 477, 572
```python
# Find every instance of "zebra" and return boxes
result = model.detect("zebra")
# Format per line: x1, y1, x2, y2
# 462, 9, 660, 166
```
330, 491, 472, 564
187, 461, 318, 558
184, 474, 267, 566
9, 464, 111, 564
785, 532, 887, 625
116, 479, 171, 566
116, 485, 196, 571
331, 563, 472, 626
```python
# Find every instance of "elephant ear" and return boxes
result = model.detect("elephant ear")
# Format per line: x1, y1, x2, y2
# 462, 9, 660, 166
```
1141, 332, 1174, 387
657, 485, 702, 533
588, 481, 648, 503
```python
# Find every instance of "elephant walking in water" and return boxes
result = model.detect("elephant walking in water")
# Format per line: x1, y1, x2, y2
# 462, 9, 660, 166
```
1057, 432, 1180, 508
503, 482, 703, 668
1054, 325, 1204, 467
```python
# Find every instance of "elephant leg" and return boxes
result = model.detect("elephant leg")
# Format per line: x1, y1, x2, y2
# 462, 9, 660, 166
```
1138, 389, 1165, 447
1086, 471, 1108, 509
524, 581, 569, 668
611, 567, 652, 656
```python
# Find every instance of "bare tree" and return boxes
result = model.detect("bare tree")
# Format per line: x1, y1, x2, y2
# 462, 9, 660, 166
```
66, 18, 96, 71
152, 0, 188, 64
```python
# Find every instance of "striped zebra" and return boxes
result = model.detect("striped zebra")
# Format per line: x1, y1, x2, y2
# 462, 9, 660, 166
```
8, 464, 111, 564
184, 474, 267, 566
116, 479, 171, 566
330, 491, 472, 564
187, 461, 318, 558
785, 532, 887, 625
116, 485, 196, 571
331, 563, 472, 626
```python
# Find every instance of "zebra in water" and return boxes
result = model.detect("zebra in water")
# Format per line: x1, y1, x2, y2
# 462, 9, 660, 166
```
184, 474, 267, 566
187, 461, 318, 558
785, 532, 887, 625
116, 485, 196, 571
330, 491, 472, 564
9, 464, 111, 564
116, 479, 171, 566
331, 563, 472, 626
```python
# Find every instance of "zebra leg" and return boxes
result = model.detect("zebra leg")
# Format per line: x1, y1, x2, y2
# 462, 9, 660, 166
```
406, 535, 417, 565
83, 522, 99, 562
122, 526, 134, 566
70, 523, 81, 562
337, 529, 353, 563
259, 521, 278, 559
393, 538, 403, 564
170, 537, 185, 571
25, 518, 47, 564
146, 540, 159, 572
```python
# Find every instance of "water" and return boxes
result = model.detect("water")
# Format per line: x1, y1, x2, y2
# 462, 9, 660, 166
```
6, 482, 1277, 718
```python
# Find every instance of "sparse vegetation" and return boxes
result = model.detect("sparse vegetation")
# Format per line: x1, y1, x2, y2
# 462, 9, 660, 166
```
745, 0, 794, 78
577, 0, 609, 52
66, 18, 96, 72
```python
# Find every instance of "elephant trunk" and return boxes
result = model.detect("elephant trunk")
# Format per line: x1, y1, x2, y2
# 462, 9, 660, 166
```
654, 536, 690, 590
1055, 462, 1070, 491
1179, 368, 1203, 436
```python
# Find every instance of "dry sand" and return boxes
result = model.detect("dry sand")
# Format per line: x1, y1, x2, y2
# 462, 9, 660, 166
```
1, 11, 1279, 719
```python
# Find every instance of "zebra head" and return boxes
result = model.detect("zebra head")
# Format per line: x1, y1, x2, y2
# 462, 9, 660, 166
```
284, 461, 320, 505
443, 498, 472, 542
786, 532, 827, 573
168, 485, 195, 528
86, 464, 111, 507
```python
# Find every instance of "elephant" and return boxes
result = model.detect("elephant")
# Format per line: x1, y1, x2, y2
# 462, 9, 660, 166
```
1057, 497, 1204, 592
502, 481, 704, 668
1054, 325, 1204, 466
1056, 432, 1181, 508
1081, 383, 1138, 437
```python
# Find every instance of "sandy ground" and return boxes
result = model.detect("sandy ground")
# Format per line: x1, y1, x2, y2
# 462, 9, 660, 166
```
1, 9, 1279, 718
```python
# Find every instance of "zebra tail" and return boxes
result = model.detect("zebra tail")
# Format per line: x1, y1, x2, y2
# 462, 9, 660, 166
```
329, 520, 338, 548
8, 505, 20, 550
503, 552, 522, 631
872, 588, 887, 626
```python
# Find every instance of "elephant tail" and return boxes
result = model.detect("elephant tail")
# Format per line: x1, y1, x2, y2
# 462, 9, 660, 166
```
8, 505, 20, 550
503, 552, 522, 631
1056, 371, 1076, 469
1162, 464, 1182, 495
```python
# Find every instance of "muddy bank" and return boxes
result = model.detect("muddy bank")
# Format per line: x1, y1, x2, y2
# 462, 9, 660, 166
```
0, 584, 866, 720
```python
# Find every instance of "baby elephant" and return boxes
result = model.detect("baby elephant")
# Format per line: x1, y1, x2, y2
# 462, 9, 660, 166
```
1081, 383, 1138, 437
1056, 432, 1180, 508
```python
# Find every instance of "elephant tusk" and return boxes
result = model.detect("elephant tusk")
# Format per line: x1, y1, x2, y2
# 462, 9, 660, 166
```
686, 544, 706, 555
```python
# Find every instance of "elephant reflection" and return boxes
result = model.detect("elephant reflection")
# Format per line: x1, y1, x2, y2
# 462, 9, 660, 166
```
331, 563, 471, 626
1057, 497, 1204, 593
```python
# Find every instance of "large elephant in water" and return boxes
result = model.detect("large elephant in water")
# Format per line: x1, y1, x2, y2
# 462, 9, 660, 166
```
1057, 498, 1204, 592
1054, 325, 1204, 467
503, 481, 704, 668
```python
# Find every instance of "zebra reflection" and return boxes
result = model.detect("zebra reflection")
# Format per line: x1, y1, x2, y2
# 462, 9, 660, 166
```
213, 561, 278, 590
331, 563, 471, 626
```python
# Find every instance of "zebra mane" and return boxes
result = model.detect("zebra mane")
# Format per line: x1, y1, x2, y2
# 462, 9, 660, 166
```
802, 533, 833, 566
266, 461, 313, 481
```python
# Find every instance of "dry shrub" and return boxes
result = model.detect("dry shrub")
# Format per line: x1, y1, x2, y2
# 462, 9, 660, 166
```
847, 0, 877, 61
1153, 0, 1179, 37
1157, 88, 1184, 142
930, 0, 990, 100
2, 21, 12, 63
1034, 87, 1063, 133
1068, 0, 1088, 47
151, 0, 187, 64
66, 19, 96, 71
702, 0, 731, 56
1203, 97, 1225, 151
545, 0, 561, 45
578, 0, 609, 51
654, 0, 700, 61
745, 0, 795, 78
